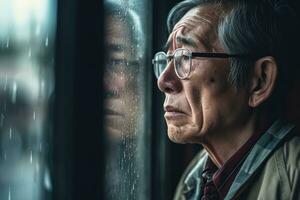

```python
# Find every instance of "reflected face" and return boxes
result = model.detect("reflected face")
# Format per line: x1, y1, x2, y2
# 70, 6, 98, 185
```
158, 6, 249, 144
104, 16, 139, 140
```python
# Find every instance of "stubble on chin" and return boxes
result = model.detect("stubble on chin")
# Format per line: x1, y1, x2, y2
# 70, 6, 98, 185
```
167, 124, 184, 143
167, 122, 203, 144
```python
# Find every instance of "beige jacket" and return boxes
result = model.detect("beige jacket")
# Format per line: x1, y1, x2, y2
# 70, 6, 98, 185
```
174, 120, 300, 200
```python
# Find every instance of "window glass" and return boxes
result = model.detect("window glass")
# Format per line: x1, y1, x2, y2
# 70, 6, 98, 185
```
103, 0, 151, 199
0, 0, 56, 199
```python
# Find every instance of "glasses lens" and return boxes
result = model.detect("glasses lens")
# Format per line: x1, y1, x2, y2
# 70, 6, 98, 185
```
153, 52, 167, 78
174, 49, 191, 79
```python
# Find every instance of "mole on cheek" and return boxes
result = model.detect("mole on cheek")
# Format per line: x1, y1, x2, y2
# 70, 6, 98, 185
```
209, 69, 218, 83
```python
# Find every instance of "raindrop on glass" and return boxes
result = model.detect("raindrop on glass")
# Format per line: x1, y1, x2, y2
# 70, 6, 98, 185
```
45, 37, 49, 47
36, 162, 40, 174
12, 82, 17, 104
6, 38, 9, 48
41, 80, 45, 88
28, 48, 32, 58
9, 128, 12, 140
30, 151, 33, 164
8, 186, 11, 200
44, 169, 52, 191
40, 80, 45, 95
33, 112, 36, 120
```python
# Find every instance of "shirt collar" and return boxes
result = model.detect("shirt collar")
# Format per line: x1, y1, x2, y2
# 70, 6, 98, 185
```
203, 123, 271, 199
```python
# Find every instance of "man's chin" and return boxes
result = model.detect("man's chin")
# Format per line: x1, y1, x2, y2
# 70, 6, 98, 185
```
167, 123, 203, 144
167, 125, 189, 144
105, 126, 123, 141
104, 117, 136, 141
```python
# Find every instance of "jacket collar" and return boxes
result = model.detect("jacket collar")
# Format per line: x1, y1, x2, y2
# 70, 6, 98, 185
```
225, 119, 295, 200
180, 119, 295, 200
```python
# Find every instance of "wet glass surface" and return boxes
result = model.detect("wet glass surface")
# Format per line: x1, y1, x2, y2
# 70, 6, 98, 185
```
0, 0, 56, 199
103, 0, 150, 199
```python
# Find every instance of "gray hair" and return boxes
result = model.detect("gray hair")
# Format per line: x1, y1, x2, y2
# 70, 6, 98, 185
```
104, 1, 145, 60
167, 0, 300, 114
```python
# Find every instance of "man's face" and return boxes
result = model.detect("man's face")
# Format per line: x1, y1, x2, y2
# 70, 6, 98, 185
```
158, 6, 250, 144
104, 16, 139, 141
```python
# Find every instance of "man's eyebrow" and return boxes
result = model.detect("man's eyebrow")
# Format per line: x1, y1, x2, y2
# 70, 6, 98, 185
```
176, 36, 198, 48
163, 40, 171, 52
163, 36, 198, 51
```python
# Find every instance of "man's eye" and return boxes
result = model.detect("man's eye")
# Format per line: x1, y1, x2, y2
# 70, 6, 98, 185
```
166, 56, 173, 62
107, 59, 127, 66
107, 59, 139, 69
114, 59, 126, 66
182, 55, 189, 60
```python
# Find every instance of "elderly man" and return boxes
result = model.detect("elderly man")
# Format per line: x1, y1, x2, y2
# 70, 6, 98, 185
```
152, 0, 300, 199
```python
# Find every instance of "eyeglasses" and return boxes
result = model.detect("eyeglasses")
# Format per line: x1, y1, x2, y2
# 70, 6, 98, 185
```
152, 48, 242, 79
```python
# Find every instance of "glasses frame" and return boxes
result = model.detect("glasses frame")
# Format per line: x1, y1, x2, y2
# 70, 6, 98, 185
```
152, 48, 243, 79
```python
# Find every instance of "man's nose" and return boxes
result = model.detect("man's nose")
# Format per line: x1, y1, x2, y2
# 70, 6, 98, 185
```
157, 62, 182, 94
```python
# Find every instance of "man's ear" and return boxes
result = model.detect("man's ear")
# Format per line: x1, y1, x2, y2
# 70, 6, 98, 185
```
248, 56, 278, 108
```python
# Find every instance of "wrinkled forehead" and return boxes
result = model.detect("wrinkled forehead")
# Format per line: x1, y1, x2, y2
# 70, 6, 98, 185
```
166, 5, 222, 51
105, 16, 135, 57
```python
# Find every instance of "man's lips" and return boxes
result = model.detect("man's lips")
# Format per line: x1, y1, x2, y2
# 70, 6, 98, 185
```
164, 105, 186, 119
164, 105, 186, 113
105, 109, 124, 116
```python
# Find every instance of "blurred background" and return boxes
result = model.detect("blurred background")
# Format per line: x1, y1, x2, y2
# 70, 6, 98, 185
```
0, 0, 299, 200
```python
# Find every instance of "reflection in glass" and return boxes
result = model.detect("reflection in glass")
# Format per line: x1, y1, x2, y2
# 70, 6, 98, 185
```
104, 1, 148, 199
0, 0, 56, 200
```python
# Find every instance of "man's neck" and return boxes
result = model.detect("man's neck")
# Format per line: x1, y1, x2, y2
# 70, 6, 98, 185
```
202, 113, 273, 167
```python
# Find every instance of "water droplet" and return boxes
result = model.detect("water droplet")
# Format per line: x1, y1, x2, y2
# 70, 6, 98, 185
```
33, 112, 36, 120
8, 186, 11, 200
44, 169, 52, 190
39, 143, 42, 152
9, 128, 12, 140
4, 151, 7, 160
36, 162, 40, 173
40, 80, 45, 95
41, 80, 45, 88
12, 82, 17, 104
30, 151, 33, 164
6, 38, 9, 48
28, 48, 32, 57
45, 37, 49, 47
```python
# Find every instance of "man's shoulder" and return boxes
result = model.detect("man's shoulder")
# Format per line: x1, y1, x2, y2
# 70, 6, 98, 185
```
173, 148, 207, 200
182, 149, 207, 180
282, 131, 300, 169
282, 131, 300, 199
